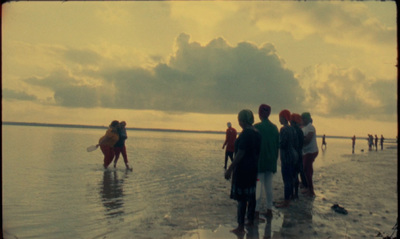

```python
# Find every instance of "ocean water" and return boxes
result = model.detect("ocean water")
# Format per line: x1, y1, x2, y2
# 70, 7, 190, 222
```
2, 125, 396, 239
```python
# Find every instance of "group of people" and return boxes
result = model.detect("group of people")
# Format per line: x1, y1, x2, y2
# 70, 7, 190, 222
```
367, 134, 385, 151
97, 120, 132, 170
222, 105, 319, 235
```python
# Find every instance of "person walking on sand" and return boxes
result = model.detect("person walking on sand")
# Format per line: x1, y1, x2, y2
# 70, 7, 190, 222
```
352, 135, 356, 154
114, 121, 132, 170
380, 135, 385, 150
225, 109, 261, 235
290, 113, 305, 199
301, 112, 318, 197
374, 135, 378, 151
222, 122, 237, 170
276, 109, 298, 208
321, 134, 327, 150
253, 104, 279, 220
97, 120, 120, 169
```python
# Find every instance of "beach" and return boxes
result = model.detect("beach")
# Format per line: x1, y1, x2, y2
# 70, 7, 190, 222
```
2, 125, 397, 239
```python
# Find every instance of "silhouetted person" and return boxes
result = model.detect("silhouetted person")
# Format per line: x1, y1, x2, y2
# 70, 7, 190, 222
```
352, 135, 356, 154
225, 109, 261, 235
222, 122, 237, 170
380, 135, 385, 150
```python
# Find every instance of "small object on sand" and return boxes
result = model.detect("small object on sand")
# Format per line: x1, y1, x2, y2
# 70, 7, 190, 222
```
361, 149, 364, 152
331, 204, 348, 215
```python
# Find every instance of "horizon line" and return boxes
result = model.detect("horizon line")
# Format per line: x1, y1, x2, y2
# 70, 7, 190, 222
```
2, 121, 396, 140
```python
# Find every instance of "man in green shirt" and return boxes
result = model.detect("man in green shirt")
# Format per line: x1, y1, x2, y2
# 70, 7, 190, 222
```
254, 104, 279, 220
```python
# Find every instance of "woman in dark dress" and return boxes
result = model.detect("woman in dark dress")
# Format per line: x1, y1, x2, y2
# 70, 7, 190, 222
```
225, 109, 261, 235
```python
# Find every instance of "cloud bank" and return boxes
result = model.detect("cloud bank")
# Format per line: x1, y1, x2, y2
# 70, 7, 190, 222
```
4, 33, 396, 121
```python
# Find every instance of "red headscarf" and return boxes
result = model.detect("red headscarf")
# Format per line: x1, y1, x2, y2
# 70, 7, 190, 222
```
290, 113, 302, 124
279, 109, 291, 122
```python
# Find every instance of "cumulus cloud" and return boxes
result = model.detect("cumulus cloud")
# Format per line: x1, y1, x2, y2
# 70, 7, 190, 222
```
2, 89, 37, 101
15, 33, 304, 114
4, 33, 395, 121
247, 2, 395, 50
299, 64, 396, 121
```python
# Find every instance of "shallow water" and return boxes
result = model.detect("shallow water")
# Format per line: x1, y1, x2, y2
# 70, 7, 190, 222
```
2, 125, 397, 239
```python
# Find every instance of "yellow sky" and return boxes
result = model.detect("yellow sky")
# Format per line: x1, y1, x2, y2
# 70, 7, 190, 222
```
2, 1, 398, 138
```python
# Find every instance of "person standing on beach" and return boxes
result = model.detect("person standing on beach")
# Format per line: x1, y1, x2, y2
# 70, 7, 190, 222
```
222, 122, 237, 170
253, 104, 279, 220
352, 135, 356, 154
114, 121, 132, 170
276, 109, 298, 208
380, 135, 385, 150
97, 120, 120, 169
374, 135, 378, 151
225, 109, 261, 235
301, 112, 318, 197
290, 113, 305, 199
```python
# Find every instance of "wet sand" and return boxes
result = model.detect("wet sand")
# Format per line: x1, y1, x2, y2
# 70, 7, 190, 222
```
179, 146, 398, 239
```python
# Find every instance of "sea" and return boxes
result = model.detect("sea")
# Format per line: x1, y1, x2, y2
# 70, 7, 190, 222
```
2, 125, 397, 239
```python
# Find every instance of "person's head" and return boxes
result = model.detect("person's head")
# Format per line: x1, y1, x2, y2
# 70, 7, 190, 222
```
238, 109, 254, 128
227, 122, 232, 128
301, 112, 312, 125
110, 120, 119, 128
290, 113, 302, 126
120, 121, 126, 127
279, 109, 291, 125
258, 104, 271, 121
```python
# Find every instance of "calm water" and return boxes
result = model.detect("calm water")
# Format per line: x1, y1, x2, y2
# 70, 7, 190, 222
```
1, 125, 387, 238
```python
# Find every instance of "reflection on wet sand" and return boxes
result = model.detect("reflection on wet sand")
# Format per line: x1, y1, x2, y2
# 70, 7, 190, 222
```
100, 170, 126, 218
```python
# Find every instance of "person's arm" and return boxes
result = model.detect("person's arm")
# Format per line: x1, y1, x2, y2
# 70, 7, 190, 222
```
222, 132, 228, 149
225, 149, 245, 180
303, 132, 314, 146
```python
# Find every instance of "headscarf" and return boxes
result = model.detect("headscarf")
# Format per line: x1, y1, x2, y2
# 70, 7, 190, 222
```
290, 113, 302, 124
258, 104, 271, 120
238, 109, 254, 125
301, 112, 312, 123
110, 120, 119, 128
279, 109, 291, 122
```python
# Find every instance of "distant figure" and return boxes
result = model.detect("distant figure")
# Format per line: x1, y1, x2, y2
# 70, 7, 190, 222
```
114, 121, 131, 170
97, 120, 120, 169
290, 113, 305, 199
374, 135, 378, 151
225, 109, 261, 235
321, 134, 327, 150
367, 134, 373, 150
222, 122, 237, 170
254, 104, 279, 220
352, 135, 356, 154
301, 112, 318, 197
276, 109, 298, 208
380, 135, 385, 150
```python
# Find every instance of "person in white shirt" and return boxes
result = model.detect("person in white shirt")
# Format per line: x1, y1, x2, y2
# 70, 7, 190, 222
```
301, 112, 318, 197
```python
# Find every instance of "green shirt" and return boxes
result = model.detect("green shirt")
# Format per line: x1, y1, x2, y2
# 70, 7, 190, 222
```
254, 119, 279, 173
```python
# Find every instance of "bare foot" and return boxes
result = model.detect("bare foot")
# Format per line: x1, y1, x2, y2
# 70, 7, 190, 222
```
230, 226, 245, 235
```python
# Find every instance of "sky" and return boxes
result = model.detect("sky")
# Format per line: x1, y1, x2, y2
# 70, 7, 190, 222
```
1, 1, 398, 138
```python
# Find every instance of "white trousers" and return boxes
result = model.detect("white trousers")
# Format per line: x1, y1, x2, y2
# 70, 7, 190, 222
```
256, 171, 274, 211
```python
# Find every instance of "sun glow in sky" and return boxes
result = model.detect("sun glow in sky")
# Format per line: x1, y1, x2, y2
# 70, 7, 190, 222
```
2, 1, 398, 138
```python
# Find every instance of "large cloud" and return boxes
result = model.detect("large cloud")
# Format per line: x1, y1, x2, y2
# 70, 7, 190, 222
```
299, 64, 396, 121
18, 33, 304, 114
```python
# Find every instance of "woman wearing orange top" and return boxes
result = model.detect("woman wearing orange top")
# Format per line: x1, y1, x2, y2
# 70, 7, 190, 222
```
97, 120, 120, 169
